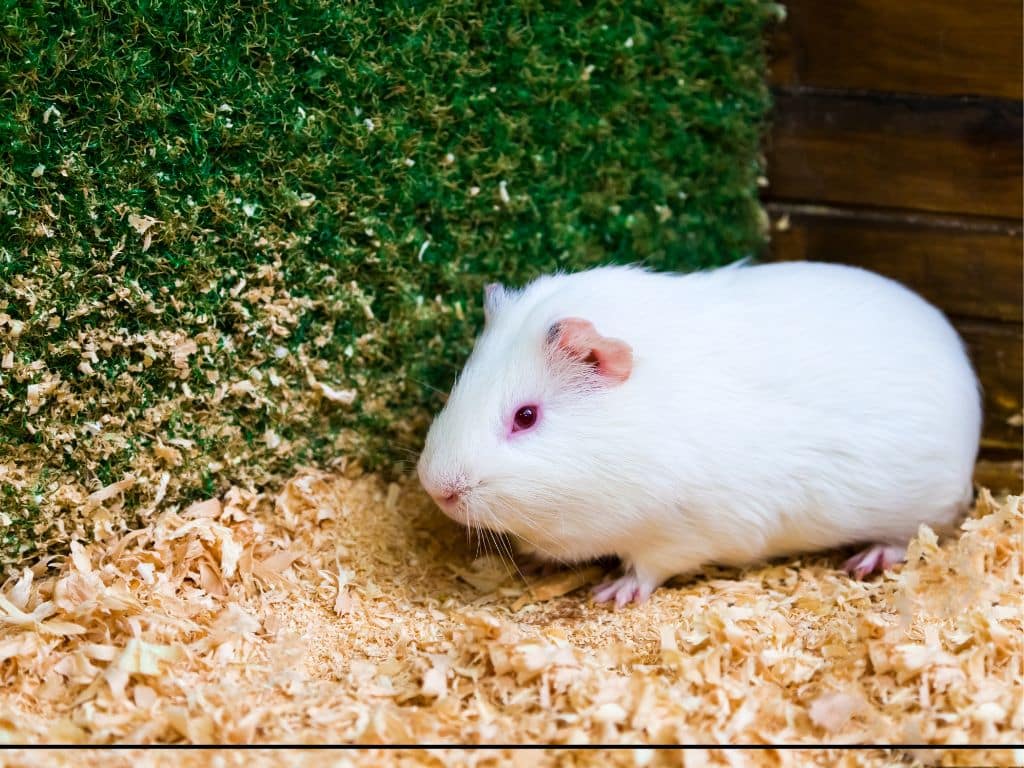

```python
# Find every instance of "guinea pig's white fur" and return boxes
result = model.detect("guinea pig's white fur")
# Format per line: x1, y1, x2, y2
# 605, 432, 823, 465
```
417, 262, 981, 605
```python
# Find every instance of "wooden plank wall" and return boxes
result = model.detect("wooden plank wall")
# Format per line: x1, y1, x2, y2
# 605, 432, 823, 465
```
762, 0, 1023, 490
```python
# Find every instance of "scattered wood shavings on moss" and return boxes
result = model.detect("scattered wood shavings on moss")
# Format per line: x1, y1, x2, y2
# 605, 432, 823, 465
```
0, 0, 779, 565
0, 467, 1019, 755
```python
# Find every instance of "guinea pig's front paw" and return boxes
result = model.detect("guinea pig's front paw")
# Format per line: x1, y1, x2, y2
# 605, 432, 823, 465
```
592, 566, 659, 608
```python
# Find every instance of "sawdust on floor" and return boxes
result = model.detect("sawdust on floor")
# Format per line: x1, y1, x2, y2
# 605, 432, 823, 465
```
1, 747, 1023, 768
0, 460, 1020, 764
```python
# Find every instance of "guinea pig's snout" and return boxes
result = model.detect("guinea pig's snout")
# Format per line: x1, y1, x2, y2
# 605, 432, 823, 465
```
437, 487, 463, 507
423, 478, 469, 510
419, 448, 475, 514
417, 461, 471, 511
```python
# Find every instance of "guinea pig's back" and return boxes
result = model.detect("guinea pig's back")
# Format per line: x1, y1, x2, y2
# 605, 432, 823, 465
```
623, 261, 981, 551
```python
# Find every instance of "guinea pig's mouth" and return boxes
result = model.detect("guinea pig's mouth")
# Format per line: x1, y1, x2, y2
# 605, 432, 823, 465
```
434, 494, 479, 528
418, 470, 504, 531
437, 491, 506, 535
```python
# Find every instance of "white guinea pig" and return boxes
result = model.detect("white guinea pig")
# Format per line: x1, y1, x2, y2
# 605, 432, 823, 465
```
417, 261, 981, 606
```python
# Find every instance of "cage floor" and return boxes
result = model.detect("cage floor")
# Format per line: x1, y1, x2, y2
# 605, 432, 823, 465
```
0, 467, 1020, 766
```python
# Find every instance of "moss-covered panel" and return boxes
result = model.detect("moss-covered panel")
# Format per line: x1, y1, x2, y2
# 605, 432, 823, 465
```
0, 0, 778, 564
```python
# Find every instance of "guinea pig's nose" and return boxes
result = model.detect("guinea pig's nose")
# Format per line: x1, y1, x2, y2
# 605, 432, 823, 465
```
423, 479, 468, 508
438, 489, 461, 506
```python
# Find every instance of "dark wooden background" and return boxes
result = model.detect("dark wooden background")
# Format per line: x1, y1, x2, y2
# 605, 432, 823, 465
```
761, 0, 1023, 491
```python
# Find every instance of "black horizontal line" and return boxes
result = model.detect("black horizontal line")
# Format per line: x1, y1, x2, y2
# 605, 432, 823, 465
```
769, 84, 1024, 113
761, 201, 1023, 236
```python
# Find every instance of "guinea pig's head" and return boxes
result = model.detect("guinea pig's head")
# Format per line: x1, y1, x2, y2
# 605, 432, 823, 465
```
417, 280, 634, 555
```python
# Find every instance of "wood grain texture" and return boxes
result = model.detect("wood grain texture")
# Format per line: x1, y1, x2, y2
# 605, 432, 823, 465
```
765, 203, 1023, 323
769, 0, 1023, 99
959, 321, 1023, 452
765, 90, 1022, 218
763, 0, 1023, 458
973, 459, 1023, 494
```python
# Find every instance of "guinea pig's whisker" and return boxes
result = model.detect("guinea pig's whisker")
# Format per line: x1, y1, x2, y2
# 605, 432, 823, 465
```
527, 517, 550, 535
409, 375, 454, 396
486, 499, 573, 573
486, 522, 525, 586
483, 528, 503, 568
508, 504, 548, 538
490, 531, 508, 568
481, 513, 500, 554
474, 507, 513, 574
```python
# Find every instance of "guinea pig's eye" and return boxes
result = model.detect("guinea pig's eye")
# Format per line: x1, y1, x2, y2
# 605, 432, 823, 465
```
512, 405, 539, 433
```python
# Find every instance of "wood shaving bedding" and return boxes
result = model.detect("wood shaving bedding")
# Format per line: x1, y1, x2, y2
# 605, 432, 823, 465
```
6, 747, 1023, 768
0, 465, 1020, 765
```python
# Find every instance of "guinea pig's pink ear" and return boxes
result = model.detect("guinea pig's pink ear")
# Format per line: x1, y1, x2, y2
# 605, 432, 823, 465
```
547, 317, 632, 385
483, 283, 508, 324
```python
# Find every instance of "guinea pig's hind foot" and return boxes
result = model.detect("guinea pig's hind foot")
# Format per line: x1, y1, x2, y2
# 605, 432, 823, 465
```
842, 544, 906, 579
592, 565, 662, 608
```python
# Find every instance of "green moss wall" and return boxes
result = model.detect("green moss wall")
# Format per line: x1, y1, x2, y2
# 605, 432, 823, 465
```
0, 0, 779, 564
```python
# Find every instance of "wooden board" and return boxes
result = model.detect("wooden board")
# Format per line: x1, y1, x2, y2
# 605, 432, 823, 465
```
769, 0, 1023, 100
763, 0, 1023, 460
973, 459, 1023, 495
958, 321, 1023, 452
765, 203, 1023, 323
765, 90, 1023, 218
